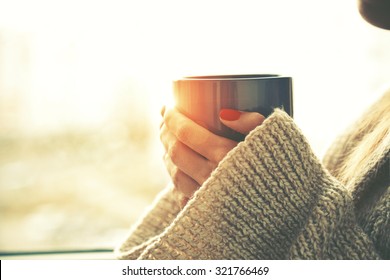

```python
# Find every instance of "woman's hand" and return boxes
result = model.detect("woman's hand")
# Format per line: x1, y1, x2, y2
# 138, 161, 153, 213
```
160, 107, 265, 206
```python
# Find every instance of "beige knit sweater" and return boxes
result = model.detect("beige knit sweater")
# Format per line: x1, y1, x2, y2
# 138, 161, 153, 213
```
116, 96, 389, 260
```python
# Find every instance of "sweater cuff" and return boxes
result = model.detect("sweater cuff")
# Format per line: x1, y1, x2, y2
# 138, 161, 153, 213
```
136, 109, 358, 259
126, 109, 377, 259
115, 183, 181, 259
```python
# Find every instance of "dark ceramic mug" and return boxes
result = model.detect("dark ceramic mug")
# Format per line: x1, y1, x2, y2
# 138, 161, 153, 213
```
173, 74, 293, 141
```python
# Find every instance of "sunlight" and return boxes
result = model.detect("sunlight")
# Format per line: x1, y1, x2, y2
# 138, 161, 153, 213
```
0, 0, 190, 132
0, 0, 367, 134
1, 0, 390, 251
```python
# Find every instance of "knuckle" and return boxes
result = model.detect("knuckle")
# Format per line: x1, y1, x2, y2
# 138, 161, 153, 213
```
171, 167, 182, 187
212, 140, 237, 162
163, 108, 174, 126
168, 140, 181, 164
200, 161, 216, 182
162, 152, 168, 162
176, 122, 191, 142
198, 172, 209, 185
207, 160, 217, 173
212, 147, 229, 162
160, 122, 168, 135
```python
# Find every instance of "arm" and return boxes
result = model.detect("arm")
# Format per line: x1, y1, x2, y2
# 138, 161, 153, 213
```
115, 184, 181, 259
116, 109, 382, 259
137, 110, 380, 259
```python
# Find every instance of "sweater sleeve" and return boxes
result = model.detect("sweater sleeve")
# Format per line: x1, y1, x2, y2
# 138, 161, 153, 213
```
115, 183, 181, 259
322, 89, 390, 175
127, 109, 380, 260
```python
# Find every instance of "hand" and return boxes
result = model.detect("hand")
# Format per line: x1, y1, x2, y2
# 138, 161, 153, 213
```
160, 107, 265, 206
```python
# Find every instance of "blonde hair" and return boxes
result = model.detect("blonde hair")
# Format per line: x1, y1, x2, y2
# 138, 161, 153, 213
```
336, 90, 390, 189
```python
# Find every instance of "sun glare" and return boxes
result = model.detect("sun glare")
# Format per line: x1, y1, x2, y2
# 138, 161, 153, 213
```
1, 0, 390, 251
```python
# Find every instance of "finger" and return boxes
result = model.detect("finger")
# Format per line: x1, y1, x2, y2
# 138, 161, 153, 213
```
161, 126, 215, 185
171, 188, 190, 209
180, 196, 189, 208
164, 107, 237, 162
160, 123, 169, 151
164, 155, 200, 198
160, 105, 166, 117
219, 109, 265, 135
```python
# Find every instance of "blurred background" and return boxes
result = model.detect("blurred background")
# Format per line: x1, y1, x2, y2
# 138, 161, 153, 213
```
0, 0, 389, 252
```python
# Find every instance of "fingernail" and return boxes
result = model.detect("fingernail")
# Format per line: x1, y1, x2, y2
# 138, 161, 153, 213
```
219, 109, 241, 121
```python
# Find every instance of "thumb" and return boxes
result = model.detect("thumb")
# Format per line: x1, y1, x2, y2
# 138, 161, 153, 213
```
219, 109, 265, 135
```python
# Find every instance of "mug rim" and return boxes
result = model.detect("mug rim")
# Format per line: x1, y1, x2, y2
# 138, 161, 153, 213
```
180, 74, 282, 80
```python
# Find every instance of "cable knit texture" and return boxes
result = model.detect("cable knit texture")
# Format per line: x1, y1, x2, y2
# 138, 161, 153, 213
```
116, 105, 389, 259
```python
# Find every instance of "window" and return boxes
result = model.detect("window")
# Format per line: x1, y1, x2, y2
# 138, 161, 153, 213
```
1, 0, 389, 255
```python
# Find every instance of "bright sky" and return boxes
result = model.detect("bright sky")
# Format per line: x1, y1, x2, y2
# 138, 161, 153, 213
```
0, 0, 389, 157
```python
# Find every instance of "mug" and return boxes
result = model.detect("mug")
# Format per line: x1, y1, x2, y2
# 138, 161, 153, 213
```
173, 74, 293, 141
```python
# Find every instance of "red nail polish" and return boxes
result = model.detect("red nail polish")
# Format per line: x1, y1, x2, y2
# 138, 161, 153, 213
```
219, 109, 241, 121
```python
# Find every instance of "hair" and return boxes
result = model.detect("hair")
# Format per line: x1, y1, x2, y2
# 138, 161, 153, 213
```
336, 89, 390, 189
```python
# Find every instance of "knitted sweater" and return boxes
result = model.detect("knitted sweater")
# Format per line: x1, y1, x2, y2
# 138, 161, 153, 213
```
116, 96, 389, 260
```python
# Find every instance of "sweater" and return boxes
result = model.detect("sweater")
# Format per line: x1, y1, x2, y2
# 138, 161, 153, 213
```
115, 95, 389, 260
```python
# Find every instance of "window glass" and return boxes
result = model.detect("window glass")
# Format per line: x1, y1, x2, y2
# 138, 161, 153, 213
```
1, 0, 389, 251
